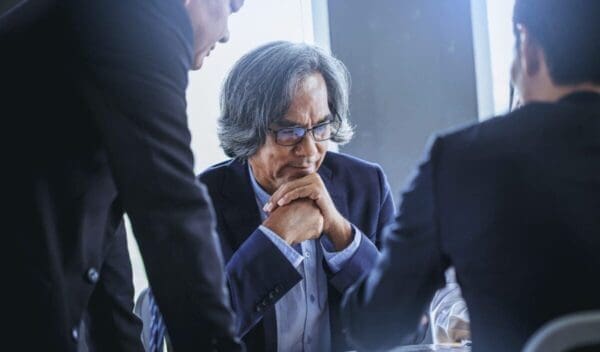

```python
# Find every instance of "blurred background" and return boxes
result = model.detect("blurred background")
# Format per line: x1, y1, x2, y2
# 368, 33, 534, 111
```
128, 0, 516, 297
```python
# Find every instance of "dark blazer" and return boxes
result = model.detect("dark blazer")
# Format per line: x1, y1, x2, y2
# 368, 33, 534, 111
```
199, 152, 395, 351
342, 92, 600, 352
1, 1, 239, 351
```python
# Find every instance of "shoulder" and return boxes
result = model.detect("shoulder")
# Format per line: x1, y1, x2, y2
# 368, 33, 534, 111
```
70, 0, 194, 80
431, 102, 569, 160
441, 100, 577, 142
198, 159, 239, 185
323, 151, 390, 191
324, 151, 385, 175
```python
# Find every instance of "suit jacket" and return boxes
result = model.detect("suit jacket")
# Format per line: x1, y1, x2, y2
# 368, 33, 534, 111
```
80, 222, 143, 352
342, 92, 600, 352
1, 1, 239, 351
199, 152, 395, 351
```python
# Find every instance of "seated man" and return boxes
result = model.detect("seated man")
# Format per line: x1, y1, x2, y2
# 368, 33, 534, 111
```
206, 41, 395, 351
341, 0, 600, 351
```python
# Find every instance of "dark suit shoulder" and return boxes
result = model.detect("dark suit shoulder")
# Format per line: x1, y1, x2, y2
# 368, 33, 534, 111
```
438, 100, 597, 151
198, 159, 236, 182
324, 151, 385, 178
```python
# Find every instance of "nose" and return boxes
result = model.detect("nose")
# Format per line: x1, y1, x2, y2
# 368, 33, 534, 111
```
294, 131, 319, 158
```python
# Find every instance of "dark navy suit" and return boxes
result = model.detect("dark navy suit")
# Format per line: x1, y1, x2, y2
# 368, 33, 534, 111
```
199, 152, 395, 351
2, 1, 239, 350
342, 92, 600, 352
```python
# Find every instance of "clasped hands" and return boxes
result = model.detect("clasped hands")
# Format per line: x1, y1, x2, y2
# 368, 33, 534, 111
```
262, 173, 352, 251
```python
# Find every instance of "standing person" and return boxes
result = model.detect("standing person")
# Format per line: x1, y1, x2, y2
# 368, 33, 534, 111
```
1, 0, 244, 351
341, 0, 600, 351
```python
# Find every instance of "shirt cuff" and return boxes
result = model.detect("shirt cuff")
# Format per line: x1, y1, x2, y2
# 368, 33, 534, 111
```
320, 224, 362, 273
259, 225, 304, 268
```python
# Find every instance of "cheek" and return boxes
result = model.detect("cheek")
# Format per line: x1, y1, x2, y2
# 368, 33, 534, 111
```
271, 154, 292, 177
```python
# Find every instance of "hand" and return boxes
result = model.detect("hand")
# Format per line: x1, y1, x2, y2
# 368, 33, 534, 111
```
264, 173, 352, 250
262, 199, 324, 245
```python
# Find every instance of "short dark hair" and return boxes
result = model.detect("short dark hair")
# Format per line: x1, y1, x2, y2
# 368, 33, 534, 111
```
513, 0, 600, 85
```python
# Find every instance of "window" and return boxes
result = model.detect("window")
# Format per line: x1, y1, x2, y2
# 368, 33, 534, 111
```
472, 0, 516, 120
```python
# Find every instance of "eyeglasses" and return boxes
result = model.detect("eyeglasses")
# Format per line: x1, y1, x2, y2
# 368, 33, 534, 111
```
268, 118, 338, 146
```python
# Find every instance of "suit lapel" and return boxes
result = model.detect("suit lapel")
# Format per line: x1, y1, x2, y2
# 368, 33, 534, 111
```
319, 155, 350, 221
220, 159, 263, 248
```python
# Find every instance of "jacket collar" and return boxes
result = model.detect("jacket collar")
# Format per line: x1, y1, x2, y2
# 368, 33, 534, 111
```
558, 90, 600, 108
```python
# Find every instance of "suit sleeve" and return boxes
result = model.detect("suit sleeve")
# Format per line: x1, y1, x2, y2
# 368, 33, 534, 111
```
225, 228, 303, 337
329, 165, 396, 293
84, 222, 144, 352
67, 1, 240, 350
341, 138, 449, 351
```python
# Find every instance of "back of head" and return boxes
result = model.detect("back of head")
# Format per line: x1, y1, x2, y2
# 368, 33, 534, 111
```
513, 0, 600, 85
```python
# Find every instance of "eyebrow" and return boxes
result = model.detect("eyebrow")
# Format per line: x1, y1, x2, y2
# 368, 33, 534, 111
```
275, 114, 334, 128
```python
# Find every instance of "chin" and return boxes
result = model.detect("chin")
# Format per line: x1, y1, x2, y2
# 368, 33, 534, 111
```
287, 166, 315, 179
191, 53, 206, 70
191, 59, 203, 70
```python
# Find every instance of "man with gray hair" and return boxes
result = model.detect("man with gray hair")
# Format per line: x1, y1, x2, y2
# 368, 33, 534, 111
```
199, 41, 397, 351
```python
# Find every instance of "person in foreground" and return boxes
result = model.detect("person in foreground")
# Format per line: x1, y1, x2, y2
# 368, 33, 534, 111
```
341, 0, 600, 351
203, 41, 396, 351
1, 0, 244, 350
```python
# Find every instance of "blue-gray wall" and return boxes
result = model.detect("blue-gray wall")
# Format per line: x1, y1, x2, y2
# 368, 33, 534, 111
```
329, 0, 480, 195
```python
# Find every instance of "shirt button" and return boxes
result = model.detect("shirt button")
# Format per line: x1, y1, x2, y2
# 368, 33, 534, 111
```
71, 326, 79, 341
310, 294, 315, 303
86, 267, 99, 284
304, 250, 311, 258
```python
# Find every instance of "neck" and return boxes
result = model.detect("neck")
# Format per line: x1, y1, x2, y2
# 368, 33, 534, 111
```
524, 81, 600, 104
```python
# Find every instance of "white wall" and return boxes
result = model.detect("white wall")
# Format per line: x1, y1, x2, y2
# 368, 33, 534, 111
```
486, 0, 516, 115
127, 0, 318, 299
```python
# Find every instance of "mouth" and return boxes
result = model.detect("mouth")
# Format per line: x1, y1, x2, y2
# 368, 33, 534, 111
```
289, 164, 316, 174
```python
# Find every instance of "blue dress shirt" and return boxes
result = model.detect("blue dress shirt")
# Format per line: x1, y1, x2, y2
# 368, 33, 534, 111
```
249, 166, 362, 352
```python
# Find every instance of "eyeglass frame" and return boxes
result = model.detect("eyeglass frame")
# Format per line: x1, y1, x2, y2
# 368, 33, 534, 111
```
267, 112, 341, 146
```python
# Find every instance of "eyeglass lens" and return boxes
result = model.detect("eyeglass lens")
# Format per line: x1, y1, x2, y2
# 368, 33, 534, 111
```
276, 122, 333, 145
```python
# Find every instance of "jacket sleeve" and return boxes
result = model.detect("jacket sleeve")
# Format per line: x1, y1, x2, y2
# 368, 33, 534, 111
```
67, 1, 240, 350
341, 138, 448, 351
225, 228, 303, 337
84, 222, 144, 352
329, 165, 396, 293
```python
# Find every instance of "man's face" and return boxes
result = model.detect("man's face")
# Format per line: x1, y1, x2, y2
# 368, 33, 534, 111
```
184, 0, 244, 70
249, 73, 331, 194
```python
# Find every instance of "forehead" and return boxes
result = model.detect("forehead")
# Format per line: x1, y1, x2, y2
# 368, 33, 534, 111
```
281, 73, 331, 125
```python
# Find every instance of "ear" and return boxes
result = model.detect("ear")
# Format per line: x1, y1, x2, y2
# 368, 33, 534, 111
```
518, 25, 542, 77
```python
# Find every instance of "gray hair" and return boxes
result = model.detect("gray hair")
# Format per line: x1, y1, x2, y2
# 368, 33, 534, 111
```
218, 41, 354, 159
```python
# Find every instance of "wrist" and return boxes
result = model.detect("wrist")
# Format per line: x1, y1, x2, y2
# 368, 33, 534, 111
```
262, 219, 295, 245
326, 217, 352, 251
